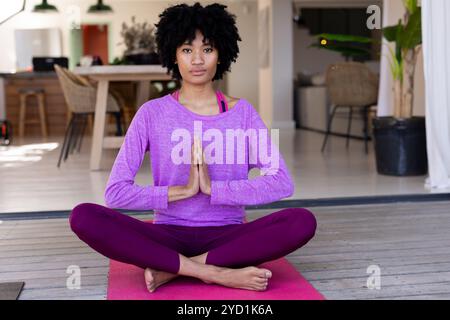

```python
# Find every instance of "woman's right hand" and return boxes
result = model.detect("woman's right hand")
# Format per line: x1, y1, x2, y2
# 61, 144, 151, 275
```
185, 137, 200, 197
168, 138, 200, 202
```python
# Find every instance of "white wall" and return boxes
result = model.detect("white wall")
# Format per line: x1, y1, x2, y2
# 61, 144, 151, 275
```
223, 1, 259, 109
272, 0, 295, 129
258, 0, 295, 130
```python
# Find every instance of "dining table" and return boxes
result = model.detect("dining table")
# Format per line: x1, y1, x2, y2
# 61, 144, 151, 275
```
73, 64, 172, 170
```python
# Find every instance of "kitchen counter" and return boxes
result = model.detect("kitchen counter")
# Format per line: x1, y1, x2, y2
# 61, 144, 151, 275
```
0, 71, 58, 79
1, 71, 68, 136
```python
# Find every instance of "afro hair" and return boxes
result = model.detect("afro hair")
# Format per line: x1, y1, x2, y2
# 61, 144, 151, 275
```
154, 2, 242, 81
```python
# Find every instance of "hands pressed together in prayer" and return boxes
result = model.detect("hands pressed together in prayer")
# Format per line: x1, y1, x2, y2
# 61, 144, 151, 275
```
186, 135, 211, 196
167, 136, 211, 202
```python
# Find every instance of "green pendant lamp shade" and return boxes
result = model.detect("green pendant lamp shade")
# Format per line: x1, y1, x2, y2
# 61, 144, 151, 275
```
88, 0, 113, 14
33, 0, 58, 12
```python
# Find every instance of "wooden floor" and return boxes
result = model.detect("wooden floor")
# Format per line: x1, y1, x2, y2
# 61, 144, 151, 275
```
1, 201, 450, 300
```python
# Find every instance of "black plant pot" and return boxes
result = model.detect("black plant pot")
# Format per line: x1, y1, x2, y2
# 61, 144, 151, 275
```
372, 116, 428, 176
124, 52, 161, 65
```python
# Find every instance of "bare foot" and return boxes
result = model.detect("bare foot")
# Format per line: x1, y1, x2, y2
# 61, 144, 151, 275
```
144, 267, 178, 292
209, 266, 272, 291
144, 254, 207, 292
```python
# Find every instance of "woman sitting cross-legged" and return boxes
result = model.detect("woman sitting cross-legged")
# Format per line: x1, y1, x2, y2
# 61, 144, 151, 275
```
69, 2, 317, 293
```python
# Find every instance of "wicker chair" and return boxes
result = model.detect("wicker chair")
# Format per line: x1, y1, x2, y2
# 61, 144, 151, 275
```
321, 62, 378, 154
54, 64, 124, 167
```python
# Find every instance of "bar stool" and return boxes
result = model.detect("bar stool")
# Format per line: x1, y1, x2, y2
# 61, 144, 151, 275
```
18, 88, 48, 138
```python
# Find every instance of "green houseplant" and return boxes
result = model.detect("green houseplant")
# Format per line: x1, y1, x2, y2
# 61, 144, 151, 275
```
372, 0, 427, 176
118, 16, 160, 65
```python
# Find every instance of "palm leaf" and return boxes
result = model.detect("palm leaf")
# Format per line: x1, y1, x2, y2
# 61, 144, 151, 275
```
310, 43, 371, 57
403, 0, 417, 14
316, 33, 372, 44
383, 24, 400, 42
400, 8, 422, 49
386, 45, 403, 82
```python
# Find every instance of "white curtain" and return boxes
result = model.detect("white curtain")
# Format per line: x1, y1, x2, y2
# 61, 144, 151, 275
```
422, 0, 450, 189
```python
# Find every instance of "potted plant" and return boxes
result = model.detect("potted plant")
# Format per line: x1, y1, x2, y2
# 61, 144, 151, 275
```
372, 0, 427, 176
118, 16, 160, 65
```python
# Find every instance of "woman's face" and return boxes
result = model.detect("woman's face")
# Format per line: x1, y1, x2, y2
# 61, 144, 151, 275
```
175, 29, 219, 84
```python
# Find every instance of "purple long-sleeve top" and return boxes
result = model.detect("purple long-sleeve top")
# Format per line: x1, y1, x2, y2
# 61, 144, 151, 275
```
104, 93, 295, 226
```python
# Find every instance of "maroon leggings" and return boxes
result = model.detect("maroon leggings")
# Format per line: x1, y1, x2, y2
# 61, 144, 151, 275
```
69, 203, 317, 274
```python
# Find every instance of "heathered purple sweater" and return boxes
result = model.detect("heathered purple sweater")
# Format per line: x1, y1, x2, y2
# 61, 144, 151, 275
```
104, 93, 294, 226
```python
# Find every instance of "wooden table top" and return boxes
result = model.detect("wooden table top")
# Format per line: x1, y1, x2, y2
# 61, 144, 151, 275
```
73, 64, 170, 75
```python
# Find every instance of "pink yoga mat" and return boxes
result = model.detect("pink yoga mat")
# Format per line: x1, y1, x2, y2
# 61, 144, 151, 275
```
107, 257, 325, 300
107, 220, 324, 300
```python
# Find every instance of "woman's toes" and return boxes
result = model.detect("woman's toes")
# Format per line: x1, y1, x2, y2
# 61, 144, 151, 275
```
144, 268, 156, 291
145, 269, 153, 282
263, 269, 272, 279
256, 283, 267, 291
254, 268, 271, 279
252, 276, 269, 291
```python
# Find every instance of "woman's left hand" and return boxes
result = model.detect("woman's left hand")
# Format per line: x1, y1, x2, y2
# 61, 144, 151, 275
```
198, 143, 211, 195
